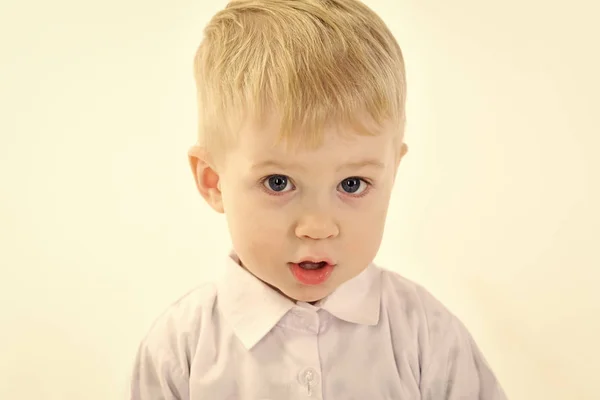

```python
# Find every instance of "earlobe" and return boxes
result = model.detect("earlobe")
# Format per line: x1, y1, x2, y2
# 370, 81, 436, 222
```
188, 145, 225, 213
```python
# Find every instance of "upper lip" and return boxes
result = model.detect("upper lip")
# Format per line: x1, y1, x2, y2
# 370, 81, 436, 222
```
294, 257, 336, 265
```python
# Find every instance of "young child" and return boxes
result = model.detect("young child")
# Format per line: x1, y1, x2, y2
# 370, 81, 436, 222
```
131, 0, 507, 399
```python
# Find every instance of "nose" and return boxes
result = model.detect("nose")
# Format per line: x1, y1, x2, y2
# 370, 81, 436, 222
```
294, 213, 339, 240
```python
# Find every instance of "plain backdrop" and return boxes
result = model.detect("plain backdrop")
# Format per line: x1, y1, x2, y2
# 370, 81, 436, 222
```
1, 0, 598, 399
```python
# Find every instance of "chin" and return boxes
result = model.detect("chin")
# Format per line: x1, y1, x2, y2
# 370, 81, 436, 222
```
287, 286, 332, 303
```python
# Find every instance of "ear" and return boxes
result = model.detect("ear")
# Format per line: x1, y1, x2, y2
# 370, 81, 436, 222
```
188, 145, 225, 213
396, 142, 408, 168
392, 142, 408, 181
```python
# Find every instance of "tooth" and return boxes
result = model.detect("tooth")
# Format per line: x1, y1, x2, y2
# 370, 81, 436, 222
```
300, 262, 325, 270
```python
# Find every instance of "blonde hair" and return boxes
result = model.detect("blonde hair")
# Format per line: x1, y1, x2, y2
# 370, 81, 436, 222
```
193, 0, 406, 161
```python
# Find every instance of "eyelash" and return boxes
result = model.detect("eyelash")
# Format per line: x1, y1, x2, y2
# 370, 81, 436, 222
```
258, 175, 374, 198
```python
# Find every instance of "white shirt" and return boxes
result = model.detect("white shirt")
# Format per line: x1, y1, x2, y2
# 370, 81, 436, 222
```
130, 253, 506, 399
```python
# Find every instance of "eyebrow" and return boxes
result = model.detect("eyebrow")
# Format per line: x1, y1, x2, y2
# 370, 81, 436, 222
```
250, 159, 385, 172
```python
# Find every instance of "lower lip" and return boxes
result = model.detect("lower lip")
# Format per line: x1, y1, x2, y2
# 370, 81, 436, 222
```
289, 263, 335, 285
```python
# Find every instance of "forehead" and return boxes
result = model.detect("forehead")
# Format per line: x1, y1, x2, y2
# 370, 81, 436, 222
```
233, 115, 397, 163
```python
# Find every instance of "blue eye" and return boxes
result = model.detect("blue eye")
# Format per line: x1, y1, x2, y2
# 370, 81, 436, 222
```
264, 175, 291, 192
339, 177, 367, 195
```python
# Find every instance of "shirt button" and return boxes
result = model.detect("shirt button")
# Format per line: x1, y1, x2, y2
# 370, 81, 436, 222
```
297, 367, 319, 385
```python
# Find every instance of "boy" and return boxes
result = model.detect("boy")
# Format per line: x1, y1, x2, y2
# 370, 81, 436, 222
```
131, 0, 507, 399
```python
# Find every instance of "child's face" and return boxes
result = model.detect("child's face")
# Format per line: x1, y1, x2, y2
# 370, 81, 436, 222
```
200, 116, 407, 303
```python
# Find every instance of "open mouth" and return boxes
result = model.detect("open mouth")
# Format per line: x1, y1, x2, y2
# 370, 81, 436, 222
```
289, 259, 335, 285
298, 261, 329, 270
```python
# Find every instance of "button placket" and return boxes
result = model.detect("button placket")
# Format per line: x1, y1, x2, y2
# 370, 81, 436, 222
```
291, 308, 319, 333
284, 307, 323, 398
318, 312, 329, 333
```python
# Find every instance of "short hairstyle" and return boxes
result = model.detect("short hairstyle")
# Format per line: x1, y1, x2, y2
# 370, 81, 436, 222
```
193, 0, 406, 162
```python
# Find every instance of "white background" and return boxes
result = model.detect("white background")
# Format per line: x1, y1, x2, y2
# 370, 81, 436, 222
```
1, 0, 598, 399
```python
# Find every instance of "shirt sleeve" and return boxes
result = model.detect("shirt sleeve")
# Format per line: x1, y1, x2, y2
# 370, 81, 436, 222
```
418, 288, 508, 399
130, 338, 190, 400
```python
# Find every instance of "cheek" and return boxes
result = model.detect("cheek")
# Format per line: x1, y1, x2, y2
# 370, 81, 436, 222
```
225, 196, 290, 252
341, 195, 390, 248
229, 215, 290, 273
346, 208, 387, 240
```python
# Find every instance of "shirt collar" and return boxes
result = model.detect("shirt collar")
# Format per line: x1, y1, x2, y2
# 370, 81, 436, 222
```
217, 251, 382, 350
318, 261, 382, 326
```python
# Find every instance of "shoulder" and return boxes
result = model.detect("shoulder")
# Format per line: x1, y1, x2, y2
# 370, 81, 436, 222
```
377, 266, 505, 397
131, 284, 220, 398
378, 266, 455, 324
137, 283, 219, 368
377, 266, 470, 351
